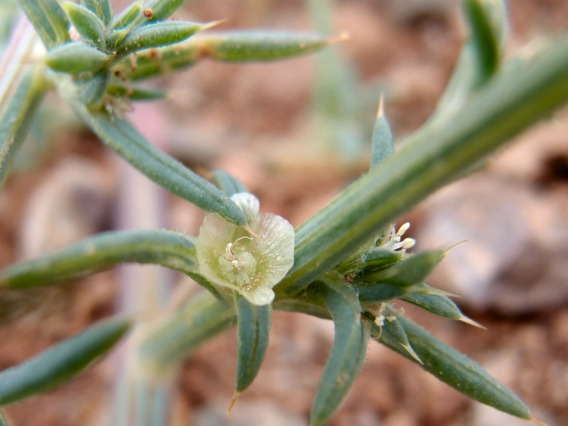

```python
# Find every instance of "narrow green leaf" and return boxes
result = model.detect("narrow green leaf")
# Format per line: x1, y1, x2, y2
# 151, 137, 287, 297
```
427, 0, 508, 125
0, 230, 198, 289
402, 293, 483, 327
63, 2, 106, 48
110, 1, 142, 31
106, 84, 165, 101
357, 281, 451, 304
381, 315, 422, 364
234, 294, 272, 393
68, 103, 247, 225
362, 248, 402, 272
359, 250, 445, 286
114, 30, 336, 81
18, 0, 70, 49
464, 0, 501, 83
211, 169, 247, 197
81, 0, 113, 26
137, 291, 235, 376
45, 42, 110, 74
370, 97, 394, 169
0, 67, 47, 190
310, 279, 369, 426
116, 21, 207, 56
0, 318, 130, 406
375, 315, 531, 419
188, 31, 338, 62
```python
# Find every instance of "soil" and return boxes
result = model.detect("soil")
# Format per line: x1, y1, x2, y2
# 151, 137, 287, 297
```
1, 1, 568, 425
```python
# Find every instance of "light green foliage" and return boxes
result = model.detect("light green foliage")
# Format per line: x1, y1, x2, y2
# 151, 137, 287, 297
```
81, 0, 113, 26
0, 318, 130, 405
64, 2, 106, 48
235, 294, 272, 393
310, 279, 369, 426
0, 0, 565, 424
45, 42, 110, 73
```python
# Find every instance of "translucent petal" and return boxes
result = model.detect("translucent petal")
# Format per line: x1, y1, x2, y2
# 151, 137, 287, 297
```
196, 193, 295, 306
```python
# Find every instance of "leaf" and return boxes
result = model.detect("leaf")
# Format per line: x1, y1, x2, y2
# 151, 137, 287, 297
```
374, 315, 531, 419
402, 293, 483, 327
68, 103, 247, 225
0, 230, 198, 289
0, 68, 46, 191
359, 250, 445, 286
114, 30, 335, 81
211, 169, 248, 197
188, 30, 340, 62
63, 2, 106, 48
234, 294, 272, 393
0, 318, 130, 406
45, 42, 110, 74
370, 97, 394, 169
426, 0, 508, 126
310, 279, 369, 426
81, 0, 113, 26
18, 0, 70, 49
110, 1, 142, 31
116, 21, 208, 56
464, 0, 502, 84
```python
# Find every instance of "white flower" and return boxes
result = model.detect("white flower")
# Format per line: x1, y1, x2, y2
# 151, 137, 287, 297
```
196, 193, 295, 305
380, 222, 415, 254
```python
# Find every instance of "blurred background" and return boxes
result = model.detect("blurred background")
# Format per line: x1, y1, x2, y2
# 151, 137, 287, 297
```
1, 0, 567, 425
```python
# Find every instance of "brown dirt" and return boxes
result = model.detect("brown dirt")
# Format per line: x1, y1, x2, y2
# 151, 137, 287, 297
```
1, 1, 568, 425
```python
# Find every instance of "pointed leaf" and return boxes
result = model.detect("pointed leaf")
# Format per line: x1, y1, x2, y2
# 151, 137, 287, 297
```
188, 31, 338, 62
358, 281, 448, 303
464, 0, 502, 83
64, 2, 106, 48
234, 294, 272, 393
19, 0, 70, 49
67, 103, 247, 225
0, 318, 130, 406
402, 293, 483, 327
0, 230, 197, 289
370, 98, 394, 168
211, 169, 248, 197
81, 0, 113, 26
110, 1, 142, 30
0, 68, 46, 190
374, 315, 531, 419
46, 42, 110, 74
310, 279, 369, 426
116, 21, 206, 56
361, 247, 402, 272
426, 0, 508, 125
359, 250, 445, 286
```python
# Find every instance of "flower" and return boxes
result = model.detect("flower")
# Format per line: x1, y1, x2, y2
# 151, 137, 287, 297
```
196, 193, 295, 305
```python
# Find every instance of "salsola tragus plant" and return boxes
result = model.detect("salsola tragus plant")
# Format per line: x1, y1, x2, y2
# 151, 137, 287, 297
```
1, 0, 567, 424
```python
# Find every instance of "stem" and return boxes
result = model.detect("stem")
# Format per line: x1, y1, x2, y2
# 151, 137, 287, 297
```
276, 32, 568, 296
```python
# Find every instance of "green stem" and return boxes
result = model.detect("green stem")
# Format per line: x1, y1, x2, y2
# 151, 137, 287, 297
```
276, 31, 568, 296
